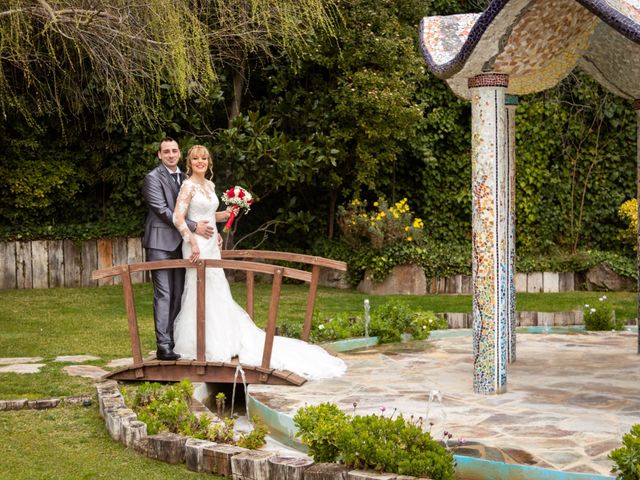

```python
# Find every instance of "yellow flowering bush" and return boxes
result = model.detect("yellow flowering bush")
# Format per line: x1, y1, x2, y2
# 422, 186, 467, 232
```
338, 197, 425, 249
618, 199, 637, 250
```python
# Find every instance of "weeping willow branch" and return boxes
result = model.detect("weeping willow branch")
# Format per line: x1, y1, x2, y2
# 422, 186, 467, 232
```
0, 0, 214, 126
0, 0, 339, 127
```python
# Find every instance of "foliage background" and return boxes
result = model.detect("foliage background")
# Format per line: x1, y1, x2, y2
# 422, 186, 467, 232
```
0, 0, 637, 269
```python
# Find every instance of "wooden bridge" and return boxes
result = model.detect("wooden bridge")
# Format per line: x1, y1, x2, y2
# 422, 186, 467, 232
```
91, 251, 347, 387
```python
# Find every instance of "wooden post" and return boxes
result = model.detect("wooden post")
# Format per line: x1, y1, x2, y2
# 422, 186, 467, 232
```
121, 266, 144, 377
246, 271, 255, 319
196, 261, 206, 369
302, 265, 321, 341
261, 268, 283, 373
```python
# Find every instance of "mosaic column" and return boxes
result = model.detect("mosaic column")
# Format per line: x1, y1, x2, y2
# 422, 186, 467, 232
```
468, 74, 509, 394
505, 95, 518, 364
635, 99, 640, 355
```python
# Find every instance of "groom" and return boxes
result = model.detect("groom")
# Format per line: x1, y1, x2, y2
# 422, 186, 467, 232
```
142, 137, 214, 360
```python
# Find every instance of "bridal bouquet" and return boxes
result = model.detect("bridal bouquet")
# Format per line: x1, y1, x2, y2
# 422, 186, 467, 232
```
221, 186, 254, 232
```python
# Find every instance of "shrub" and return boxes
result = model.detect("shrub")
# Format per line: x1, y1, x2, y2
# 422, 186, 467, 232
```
124, 380, 266, 448
310, 312, 365, 343
609, 424, 640, 480
619, 199, 637, 251
207, 417, 236, 444
338, 197, 425, 249
237, 416, 269, 450
583, 296, 624, 331
294, 402, 349, 463
369, 301, 444, 344
295, 403, 455, 480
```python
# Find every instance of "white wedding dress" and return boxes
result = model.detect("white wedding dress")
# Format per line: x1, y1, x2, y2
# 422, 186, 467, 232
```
172, 179, 346, 380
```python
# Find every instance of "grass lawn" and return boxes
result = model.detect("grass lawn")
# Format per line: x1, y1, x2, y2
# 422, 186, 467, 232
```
0, 404, 217, 480
0, 282, 637, 478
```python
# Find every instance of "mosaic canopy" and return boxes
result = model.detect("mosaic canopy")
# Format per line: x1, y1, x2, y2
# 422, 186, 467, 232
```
420, 0, 640, 99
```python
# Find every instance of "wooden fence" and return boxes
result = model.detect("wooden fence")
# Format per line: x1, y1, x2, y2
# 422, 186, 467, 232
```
0, 238, 146, 289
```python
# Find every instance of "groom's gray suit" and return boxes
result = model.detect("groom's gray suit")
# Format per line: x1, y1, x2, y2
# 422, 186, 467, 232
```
142, 165, 196, 351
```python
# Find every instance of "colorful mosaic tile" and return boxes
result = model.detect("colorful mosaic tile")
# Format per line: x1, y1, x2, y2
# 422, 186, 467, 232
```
578, 22, 640, 99
468, 73, 509, 88
470, 87, 509, 394
419, 0, 640, 100
420, 14, 481, 68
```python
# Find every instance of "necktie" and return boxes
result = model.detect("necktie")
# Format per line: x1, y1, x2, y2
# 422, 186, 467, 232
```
171, 172, 180, 187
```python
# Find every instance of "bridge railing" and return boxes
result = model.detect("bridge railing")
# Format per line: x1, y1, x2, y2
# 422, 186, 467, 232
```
220, 250, 347, 341
91, 252, 346, 379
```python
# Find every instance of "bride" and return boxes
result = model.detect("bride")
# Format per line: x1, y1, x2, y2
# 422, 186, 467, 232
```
172, 145, 346, 380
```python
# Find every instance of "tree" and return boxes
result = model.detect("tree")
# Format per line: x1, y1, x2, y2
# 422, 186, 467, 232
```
0, 0, 340, 231
0, 0, 214, 126
0, 0, 339, 127
193, 0, 339, 126
246, 0, 429, 239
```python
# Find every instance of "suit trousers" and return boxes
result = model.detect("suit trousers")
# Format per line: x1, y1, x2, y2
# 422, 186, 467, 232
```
146, 246, 185, 348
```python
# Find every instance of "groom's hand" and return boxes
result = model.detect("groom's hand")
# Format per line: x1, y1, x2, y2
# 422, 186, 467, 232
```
195, 220, 214, 239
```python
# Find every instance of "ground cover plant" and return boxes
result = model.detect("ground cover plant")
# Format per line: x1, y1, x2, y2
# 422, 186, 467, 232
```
294, 402, 455, 479
123, 380, 268, 449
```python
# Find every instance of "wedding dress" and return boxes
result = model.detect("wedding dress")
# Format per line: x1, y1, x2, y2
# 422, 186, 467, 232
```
172, 178, 346, 380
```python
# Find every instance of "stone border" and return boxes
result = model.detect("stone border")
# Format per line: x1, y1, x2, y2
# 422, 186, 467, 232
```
95, 380, 431, 479
0, 395, 92, 411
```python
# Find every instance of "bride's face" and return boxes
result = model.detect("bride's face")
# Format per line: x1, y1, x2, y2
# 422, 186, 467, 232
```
189, 150, 211, 176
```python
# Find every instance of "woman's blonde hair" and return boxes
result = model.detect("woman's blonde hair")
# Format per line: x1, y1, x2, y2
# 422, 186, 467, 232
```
186, 145, 213, 178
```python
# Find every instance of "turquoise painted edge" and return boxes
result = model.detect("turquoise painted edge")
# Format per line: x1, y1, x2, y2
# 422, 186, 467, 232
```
323, 325, 638, 346
323, 336, 379, 352
454, 455, 614, 480
247, 394, 300, 449
429, 325, 638, 338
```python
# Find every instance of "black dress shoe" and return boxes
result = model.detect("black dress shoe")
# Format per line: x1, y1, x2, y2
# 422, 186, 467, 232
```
156, 345, 180, 361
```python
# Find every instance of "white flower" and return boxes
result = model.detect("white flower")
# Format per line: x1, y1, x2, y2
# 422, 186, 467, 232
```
318, 324, 325, 330
584, 304, 590, 308
590, 308, 596, 313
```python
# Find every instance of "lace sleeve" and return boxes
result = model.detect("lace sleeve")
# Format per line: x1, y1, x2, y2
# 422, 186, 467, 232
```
173, 181, 195, 241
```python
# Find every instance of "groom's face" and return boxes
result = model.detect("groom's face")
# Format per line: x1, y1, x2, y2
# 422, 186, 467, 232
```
158, 140, 181, 171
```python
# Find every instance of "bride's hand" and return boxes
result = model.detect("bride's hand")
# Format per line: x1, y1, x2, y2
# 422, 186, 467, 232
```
190, 244, 200, 263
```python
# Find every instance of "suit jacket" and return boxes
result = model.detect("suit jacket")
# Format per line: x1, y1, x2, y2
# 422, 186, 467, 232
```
142, 165, 194, 251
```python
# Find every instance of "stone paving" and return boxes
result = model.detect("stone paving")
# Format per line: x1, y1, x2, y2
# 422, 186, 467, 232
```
248, 330, 640, 476
0, 354, 106, 377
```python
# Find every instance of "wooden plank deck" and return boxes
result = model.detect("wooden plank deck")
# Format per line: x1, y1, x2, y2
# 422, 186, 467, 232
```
103, 357, 306, 386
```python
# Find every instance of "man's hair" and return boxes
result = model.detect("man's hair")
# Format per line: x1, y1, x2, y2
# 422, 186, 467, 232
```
158, 136, 178, 153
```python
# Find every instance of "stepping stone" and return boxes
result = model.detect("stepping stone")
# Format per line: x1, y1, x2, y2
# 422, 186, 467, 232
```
0, 363, 46, 374
55, 355, 100, 363
63, 365, 108, 379
0, 357, 44, 365
107, 358, 133, 368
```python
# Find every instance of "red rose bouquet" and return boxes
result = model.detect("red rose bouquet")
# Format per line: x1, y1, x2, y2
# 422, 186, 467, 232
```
221, 186, 254, 232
